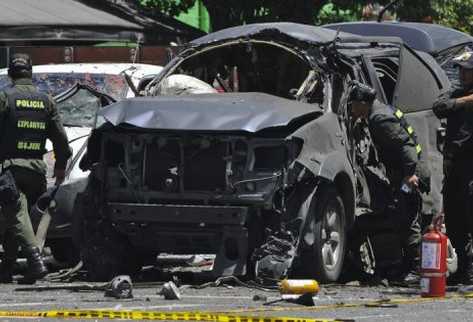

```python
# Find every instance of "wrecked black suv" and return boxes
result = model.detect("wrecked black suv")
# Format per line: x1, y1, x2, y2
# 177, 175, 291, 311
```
74, 23, 449, 282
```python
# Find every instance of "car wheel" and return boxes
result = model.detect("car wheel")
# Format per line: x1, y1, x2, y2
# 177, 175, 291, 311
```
305, 185, 346, 282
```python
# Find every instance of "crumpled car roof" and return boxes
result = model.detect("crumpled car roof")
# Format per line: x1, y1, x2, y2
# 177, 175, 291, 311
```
98, 92, 321, 132
190, 22, 360, 46
324, 22, 473, 54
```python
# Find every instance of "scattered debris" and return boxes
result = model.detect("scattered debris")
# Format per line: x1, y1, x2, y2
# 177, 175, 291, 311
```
291, 293, 316, 306
345, 281, 361, 287
45, 261, 84, 282
252, 231, 297, 282
364, 302, 399, 308
252, 294, 268, 302
263, 293, 316, 307
191, 276, 278, 292
158, 281, 181, 300
104, 275, 133, 299
323, 290, 338, 295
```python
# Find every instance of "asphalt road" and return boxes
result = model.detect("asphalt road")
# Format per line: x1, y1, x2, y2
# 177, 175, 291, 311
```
1, 264, 473, 322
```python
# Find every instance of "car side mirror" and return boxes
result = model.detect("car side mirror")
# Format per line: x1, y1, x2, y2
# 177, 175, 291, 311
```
436, 122, 446, 153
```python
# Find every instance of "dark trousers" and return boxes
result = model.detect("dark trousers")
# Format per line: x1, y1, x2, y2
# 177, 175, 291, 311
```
1, 167, 46, 266
444, 157, 473, 270
388, 169, 422, 270
397, 191, 422, 267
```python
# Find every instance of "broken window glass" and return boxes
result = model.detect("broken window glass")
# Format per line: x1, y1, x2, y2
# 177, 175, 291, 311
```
57, 88, 101, 128
0, 73, 129, 99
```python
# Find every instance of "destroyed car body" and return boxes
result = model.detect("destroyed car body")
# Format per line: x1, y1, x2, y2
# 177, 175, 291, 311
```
75, 23, 449, 282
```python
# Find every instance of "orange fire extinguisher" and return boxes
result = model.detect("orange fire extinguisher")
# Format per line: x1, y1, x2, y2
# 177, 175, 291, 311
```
420, 215, 448, 297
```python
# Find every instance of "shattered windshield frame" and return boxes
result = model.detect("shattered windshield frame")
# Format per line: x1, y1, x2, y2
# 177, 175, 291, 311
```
147, 39, 323, 103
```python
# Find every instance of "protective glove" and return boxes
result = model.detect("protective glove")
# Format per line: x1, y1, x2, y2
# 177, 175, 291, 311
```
53, 168, 66, 186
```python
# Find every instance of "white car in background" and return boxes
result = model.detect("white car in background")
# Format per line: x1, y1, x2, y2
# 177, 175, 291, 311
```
0, 63, 163, 263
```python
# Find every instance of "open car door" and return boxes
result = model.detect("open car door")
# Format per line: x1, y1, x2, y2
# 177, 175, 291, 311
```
391, 46, 451, 217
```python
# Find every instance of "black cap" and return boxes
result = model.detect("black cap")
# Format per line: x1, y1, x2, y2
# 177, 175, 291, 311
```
453, 51, 473, 69
349, 81, 376, 103
8, 53, 32, 75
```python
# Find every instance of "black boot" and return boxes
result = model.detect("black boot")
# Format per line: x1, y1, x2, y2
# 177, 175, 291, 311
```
0, 232, 18, 283
462, 258, 473, 285
18, 247, 48, 285
403, 259, 421, 286
0, 259, 14, 283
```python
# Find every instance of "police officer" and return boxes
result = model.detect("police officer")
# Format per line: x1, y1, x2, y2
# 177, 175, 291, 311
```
0, 53, 71, 283
350, 81, 428, 282
433, 51, 473, 284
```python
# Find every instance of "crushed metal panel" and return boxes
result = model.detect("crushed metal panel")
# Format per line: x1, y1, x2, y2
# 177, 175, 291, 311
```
190, 23, 350, 47
97, 93, 322, 132
290, 112, 348, 177
324, 22, 473, 55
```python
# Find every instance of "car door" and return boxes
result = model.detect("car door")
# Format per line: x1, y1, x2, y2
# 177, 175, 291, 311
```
367, 45, 451, 217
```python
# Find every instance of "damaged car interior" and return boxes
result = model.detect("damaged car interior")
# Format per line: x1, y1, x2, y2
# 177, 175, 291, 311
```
73, 23, 449, 284
152, 41, 319, 102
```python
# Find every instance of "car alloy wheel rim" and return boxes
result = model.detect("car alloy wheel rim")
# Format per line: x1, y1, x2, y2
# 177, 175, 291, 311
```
321, 203, 342, 271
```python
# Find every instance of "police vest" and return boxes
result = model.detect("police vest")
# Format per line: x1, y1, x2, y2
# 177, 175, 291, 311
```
1, 88, 49, 160
393, 108, 422, 156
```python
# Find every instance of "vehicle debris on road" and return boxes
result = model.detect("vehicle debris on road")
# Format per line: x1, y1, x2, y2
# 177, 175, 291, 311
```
158, 281, 181, 300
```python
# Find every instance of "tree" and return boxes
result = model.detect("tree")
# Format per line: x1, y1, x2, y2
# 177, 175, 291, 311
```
434, 0, 473, 34
138, 0, 473, 34
139, 0, 329, 31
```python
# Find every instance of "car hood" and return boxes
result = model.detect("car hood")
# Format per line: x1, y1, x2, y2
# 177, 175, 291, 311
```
98, 93, 322, 133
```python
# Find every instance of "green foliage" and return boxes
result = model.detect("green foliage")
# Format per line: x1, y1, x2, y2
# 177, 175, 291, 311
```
315, 2, 360, 25
139, 0, 196, 17
138, 0, 473, 35
434, 0, 473, 34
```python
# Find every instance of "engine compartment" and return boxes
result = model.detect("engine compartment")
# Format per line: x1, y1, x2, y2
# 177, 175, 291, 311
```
101, 132, 300, 206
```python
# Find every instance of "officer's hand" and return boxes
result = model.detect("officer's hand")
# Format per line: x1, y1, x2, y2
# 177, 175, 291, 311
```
457, 93, 473, 104
404, 174, 419, 188
53, 168, 66, 186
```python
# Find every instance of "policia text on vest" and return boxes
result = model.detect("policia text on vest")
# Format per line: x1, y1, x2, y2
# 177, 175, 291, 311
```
15, 99, 46, 109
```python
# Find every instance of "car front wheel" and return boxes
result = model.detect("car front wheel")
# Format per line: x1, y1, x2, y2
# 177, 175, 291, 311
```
304, 185, 346, 282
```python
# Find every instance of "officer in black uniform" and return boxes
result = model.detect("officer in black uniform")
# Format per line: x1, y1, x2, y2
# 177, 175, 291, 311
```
350, 81, 428, 282
433, 51, 473, 284
0, 54, 71, 283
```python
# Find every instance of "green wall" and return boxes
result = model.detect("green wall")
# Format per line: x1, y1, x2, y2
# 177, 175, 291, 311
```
176, 0, 210, 32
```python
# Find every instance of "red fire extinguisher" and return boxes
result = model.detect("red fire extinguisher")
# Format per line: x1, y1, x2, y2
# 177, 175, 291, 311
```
420, 215, 448, 297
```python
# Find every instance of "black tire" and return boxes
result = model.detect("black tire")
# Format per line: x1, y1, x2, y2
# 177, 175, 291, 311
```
303, 185, 347, 282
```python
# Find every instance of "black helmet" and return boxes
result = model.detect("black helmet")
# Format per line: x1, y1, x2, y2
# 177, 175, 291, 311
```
8, 53, 32, 78
349, 81, 376, 103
